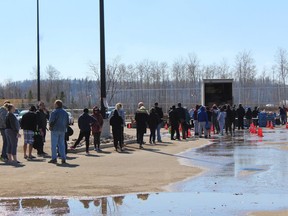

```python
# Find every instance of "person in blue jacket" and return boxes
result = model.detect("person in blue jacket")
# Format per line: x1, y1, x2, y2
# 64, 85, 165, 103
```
198, 106, 208, 138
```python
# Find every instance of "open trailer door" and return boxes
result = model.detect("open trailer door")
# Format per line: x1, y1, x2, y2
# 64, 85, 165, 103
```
201, 79, 233, 107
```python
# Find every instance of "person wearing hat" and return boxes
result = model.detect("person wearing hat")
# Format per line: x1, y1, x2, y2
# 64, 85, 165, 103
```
135, 105, 149, 149
21, 105, 38, 160
91, 106, 103, 152
0, 100, 10, 161
71, 108, 96, 155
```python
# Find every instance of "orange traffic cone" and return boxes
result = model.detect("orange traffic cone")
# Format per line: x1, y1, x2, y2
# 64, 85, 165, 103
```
266, 121, 270, 128
211, 124, 214, 132
164, 123, 168, 130
258, 128, 264, 137
270, 122, 274, 129
252, 126, 255, 134
187, 128, 191, 137
127, 123, 132, 129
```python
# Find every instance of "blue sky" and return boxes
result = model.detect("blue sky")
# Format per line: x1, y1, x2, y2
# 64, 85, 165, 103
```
1, 0, 288, 82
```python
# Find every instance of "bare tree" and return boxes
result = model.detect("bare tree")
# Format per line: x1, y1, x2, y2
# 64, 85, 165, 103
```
275, 48, 288, 104
234, 51, 257, 104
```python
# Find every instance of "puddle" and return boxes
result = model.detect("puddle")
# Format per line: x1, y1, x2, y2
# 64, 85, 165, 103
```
1, 129, 288, 215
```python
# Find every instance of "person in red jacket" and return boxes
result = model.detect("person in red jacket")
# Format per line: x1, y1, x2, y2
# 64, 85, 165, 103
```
91, 106, 104, 152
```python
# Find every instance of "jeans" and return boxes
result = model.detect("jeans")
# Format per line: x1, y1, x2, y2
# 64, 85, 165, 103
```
198, 122, 207, 137
51, 131, 66, 160
156, 123, 162, 141
5, 129, 18, 156
219, 121, 225, 135
194, 120, 199, 135
1, 129, 8, 159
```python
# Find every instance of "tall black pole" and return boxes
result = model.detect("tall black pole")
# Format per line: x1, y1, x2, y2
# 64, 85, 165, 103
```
36, 0, 41, 101
99, 0, 107, 118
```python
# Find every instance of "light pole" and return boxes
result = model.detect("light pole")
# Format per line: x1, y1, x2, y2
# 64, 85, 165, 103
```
36, 0, 41, 101
99, 0, 107, 118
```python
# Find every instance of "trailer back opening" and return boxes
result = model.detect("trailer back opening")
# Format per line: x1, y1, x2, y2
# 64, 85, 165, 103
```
201, 79, 233, 107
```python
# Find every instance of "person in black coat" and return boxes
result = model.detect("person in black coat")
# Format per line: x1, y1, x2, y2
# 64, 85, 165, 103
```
252, 106, 259, 126
135, 106, 149, 149
237, 104, 245, 130
71, 108, 96, 155
169, 105, 180, 140
245, 107, 253, 128
21, 105, 38, 160
148, 108, 160, 144
110, 110, 123, 152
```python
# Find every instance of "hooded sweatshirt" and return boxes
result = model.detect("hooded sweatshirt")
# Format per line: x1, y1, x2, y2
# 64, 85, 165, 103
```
198, 106, 208, 123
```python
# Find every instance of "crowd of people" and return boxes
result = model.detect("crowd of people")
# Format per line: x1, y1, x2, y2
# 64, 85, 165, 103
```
0, 98, 287, 165
168, 103, 256, 139
0, 100, 50, 164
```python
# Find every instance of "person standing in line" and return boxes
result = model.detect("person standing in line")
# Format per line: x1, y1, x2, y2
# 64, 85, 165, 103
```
212, 105, 220, 134
176, 103, 187, 140
193, 105, 200, 137
184, 107, 191, 138
252, 106, 259, 126
71, 108, 96, 155
282, 105, 287, 124
198, 106, 208, 138
154, 102, 163, 142
218, 106, 226, 136
5, 104, 21, 164
136, 102, 144, 144
169, 105, 180, 140
135, 105, 149, 149
115, 103, 126, 148
148, 107, 160, 144
189, 107, 195, 129
21, 106, 38, 160
279, 106, 287, 125
245, 107, 253, 128
237, 104, 245, 130
231, 105, 237, 133
91, 106, 103, 152
206, 106, 212, 138
0, 101, 10, 161
36, 101, 49, 156
110, 110, 124, 152
225, 105, 233, 136
49, 100, 69, 164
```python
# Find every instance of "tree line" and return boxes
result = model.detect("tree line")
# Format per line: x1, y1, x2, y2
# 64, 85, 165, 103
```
1, 49, 288, 114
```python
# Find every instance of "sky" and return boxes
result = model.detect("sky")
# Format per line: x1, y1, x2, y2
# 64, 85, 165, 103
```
1, 0, 288, 82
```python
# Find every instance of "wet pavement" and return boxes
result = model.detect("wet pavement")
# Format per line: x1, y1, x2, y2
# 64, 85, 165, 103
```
1, 129, 288, 215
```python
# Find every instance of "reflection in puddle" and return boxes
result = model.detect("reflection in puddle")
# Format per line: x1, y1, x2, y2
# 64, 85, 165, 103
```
174, 129, 288, 194
1, 129, 287, 215
0, 194, 151, 215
